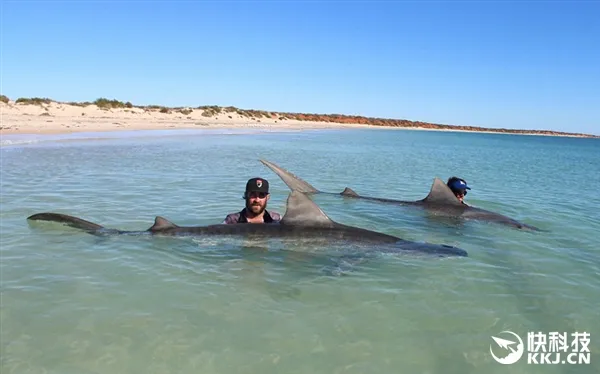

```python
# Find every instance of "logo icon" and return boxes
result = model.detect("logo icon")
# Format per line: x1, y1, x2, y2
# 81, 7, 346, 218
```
256, 179, 263, 188
490, 331, 525, 365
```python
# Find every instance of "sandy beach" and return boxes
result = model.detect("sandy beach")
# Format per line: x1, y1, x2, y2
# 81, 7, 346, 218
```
0, 99, 376, 135
1, 97, 597, 138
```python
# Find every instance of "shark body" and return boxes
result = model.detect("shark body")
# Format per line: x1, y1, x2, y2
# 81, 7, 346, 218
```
27, 190, 468, 257
260, 159, 544, 232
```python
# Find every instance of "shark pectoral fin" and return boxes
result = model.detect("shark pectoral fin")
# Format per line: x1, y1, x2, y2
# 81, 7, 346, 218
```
340, 187, 359, 197
281, 191, 335, 227
259, 159, 320, 193
149, 216, 180, 231
422, 178, 463, 206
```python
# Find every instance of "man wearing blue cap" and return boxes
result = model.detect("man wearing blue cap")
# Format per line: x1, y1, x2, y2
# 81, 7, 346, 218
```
222, 177, 282, 224
447, 177, 471, 205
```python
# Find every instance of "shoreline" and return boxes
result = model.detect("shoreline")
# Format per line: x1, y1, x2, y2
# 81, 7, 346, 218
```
1, 97, 598, 139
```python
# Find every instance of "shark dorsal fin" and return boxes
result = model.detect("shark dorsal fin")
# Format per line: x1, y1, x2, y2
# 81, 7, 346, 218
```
281, 191, 335, 227
340, 187, 359, 197
259, 159, 320, 193
149, 216, 179, 231
422, 178, 464, 206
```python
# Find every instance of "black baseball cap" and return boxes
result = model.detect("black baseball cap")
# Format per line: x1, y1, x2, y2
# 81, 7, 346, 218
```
245, 177, 269, 193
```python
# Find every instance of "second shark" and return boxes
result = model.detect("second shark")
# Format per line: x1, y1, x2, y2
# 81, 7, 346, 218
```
260, 159, 544, 232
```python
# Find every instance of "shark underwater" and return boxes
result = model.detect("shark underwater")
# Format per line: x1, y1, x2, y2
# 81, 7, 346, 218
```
259, 159, 544, 232
26, 190, 468, 258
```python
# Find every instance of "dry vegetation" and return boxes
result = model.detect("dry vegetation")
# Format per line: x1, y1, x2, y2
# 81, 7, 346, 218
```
2, 95, 597, 138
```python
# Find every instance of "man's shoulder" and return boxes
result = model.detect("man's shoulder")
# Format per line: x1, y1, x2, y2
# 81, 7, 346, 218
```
222, 210, 243, 224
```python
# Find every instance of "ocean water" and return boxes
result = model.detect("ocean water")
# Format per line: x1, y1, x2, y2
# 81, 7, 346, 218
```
1, 128, 599, 374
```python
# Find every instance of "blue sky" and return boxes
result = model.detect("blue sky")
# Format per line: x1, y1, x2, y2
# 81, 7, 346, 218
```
2, 1, 599, 134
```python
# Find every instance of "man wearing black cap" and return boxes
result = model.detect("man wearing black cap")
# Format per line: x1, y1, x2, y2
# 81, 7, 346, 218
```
222, 177, 282, 224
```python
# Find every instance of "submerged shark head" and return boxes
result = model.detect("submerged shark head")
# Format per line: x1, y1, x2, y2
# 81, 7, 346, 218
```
421, 178, 465, 206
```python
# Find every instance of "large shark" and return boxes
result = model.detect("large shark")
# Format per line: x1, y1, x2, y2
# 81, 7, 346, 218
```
259, 159, 544, 232
26, 190, 468, 257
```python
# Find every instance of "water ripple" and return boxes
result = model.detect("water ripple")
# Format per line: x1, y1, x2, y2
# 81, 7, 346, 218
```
2, 130, 599, 373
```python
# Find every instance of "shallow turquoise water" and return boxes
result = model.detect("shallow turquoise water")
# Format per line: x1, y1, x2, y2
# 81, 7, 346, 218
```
1, 128, 599, 373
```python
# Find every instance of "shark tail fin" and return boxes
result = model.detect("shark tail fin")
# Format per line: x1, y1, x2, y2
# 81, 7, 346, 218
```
259, 159, 320, 193
27, 212, 105, 232
340, 187, 359, 197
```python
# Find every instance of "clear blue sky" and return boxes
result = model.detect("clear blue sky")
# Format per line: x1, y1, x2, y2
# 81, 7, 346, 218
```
2, 1, 599, 134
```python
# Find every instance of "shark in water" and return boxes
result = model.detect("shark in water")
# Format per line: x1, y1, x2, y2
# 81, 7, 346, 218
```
259, 159, 544, 232
26, 190, 468, 257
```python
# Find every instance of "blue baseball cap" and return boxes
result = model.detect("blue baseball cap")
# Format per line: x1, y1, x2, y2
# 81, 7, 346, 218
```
449, 179, 471, 191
